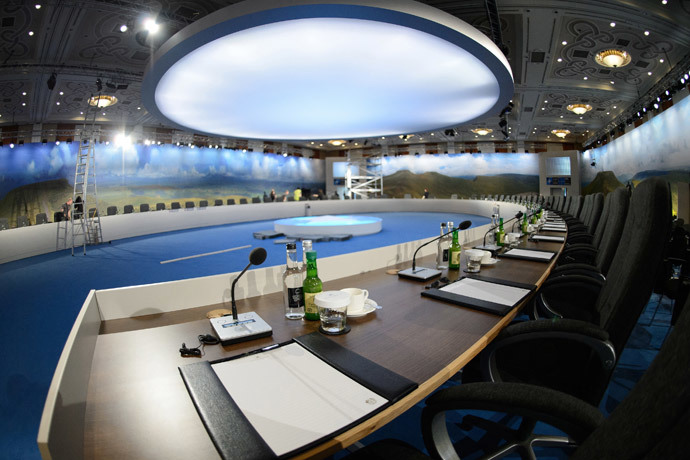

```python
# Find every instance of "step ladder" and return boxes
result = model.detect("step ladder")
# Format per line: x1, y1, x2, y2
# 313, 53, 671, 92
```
71, 139, 103, 255
346, 151, 383, 199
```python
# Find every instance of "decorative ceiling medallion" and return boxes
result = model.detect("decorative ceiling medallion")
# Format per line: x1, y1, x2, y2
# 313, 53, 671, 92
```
551, 129, 571, 138
594, 49, 631, 68
471, 128, 493, 135
143, 0, 514, 141
567, 103, 593, 115
88, 95, 118, 108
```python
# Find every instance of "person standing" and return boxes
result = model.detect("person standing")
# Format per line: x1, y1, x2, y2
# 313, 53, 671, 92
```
60, 197, 73, 221
270, 188, 276, 202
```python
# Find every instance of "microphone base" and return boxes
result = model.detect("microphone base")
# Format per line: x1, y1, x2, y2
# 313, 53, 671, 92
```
474, 244, 501, 253
210, 311, 273, 345
398, 266, 443, 281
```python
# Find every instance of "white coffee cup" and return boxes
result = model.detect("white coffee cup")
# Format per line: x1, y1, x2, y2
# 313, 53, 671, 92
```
340, 288, 369, 313
480, 250, 492, 264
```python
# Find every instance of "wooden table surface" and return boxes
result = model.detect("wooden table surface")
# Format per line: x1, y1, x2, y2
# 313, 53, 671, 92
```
84, 237, 563, 459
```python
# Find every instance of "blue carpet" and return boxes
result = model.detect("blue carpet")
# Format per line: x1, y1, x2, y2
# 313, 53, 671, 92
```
0, 211, 484, 460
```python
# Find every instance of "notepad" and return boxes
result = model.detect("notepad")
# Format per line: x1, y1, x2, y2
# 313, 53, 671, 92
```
211, 343, 386, 456
541, 226, 567, 232
439, 278, 531, 307
530, 234, 565, 242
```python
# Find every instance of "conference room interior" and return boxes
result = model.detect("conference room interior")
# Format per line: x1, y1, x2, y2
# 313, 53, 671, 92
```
1, 0, 690, 459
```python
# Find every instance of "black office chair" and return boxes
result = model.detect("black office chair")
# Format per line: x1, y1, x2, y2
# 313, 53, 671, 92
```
185, 201, 194, 209
123, 205, 134, 214
36, 212, 49, 224
17, 215, 30, 227
346, 294, 690, 460
239, 198, 248, 204
252, 197, 261, 203
227, 198, 236, 205
171, 202, 181, 210
0, 217, 9, 230
140, 203, 150, 212
199, 200, 208, 207
214, 199, 223, 206
468, 178, 672, 406
156, 202, 165, 211
106, 206, 117, 216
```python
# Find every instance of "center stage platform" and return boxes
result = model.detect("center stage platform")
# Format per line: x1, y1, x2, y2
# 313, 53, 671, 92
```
274, 215, 383, 237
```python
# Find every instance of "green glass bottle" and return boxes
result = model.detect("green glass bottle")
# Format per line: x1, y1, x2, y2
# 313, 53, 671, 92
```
302, 250, 323, 321
521, 211, 529, 235
448, 228, 462, 269
495, 217, 505, 247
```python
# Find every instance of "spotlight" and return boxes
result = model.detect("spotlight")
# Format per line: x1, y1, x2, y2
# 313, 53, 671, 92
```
498, 119, 507, 128
46, 73, 56, 90
96, 78, 102, 91
591, 160, 596, 166
105, 81, 116, 90
444, 129, 455, 136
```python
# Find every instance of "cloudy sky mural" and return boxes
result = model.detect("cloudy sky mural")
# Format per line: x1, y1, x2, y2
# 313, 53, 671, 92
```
382, 152, 539, 177
0, 144, 325, 198
582, 93, 690, 184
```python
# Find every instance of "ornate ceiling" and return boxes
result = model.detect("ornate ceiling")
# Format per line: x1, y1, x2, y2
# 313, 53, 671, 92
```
0, 0, 689, 150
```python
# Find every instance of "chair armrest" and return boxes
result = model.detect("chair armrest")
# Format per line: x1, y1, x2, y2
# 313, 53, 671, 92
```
558, 245, 598, 266
565, 232, 594, 245
537, 274, 604, 320
551, 262, 604, 280
476, 318, 616, 405
422, 382, 605, 460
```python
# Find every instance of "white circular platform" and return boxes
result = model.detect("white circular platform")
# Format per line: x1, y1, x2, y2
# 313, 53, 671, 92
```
274, 215, 382, 237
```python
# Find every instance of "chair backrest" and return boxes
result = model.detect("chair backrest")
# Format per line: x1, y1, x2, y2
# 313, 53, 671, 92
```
594, 177, 671, 354
140, 203, 150, 212
171, 202, 181, 209
593, 187, 630, 274
36, 212, 48, 224
252, 197, 261, 203
572, 294, 690, 459
155, 203, 165, 211
579, 194, 593, 224
404, 193, 412, 199
88, 208, 98, 218
214, 199, 223, 206
123, 205, 133, 214
185, 201, 194, 208
199, 200, 208, 207
560, 195, 572, 213
584, 193, 604, 233
0, 217, 9, 230
239, 198, 248, 204
17, 215, 30, 227
106, 206, 117, 216
569, 195, 583, 217
227, 199, 236, 205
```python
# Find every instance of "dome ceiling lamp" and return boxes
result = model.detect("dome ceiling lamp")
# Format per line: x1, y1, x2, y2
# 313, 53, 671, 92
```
551, 129, 571, 138
143, 0, 514, 141
88, 95, 117, 108
327, 140, 346, 146
595, 49, 631, 68
471, 128, 493, 135
566, 103, 592, 115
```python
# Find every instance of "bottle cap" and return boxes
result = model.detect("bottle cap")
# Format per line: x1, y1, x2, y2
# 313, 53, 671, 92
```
314, 290, 350, 309
286, 242, 296, 250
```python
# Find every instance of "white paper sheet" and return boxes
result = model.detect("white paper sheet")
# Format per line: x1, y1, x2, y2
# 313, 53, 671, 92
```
531, 235, 565, 242
211, 343, 387, 456
503, 248, 555, 260
541, 226, 567, 232
439, 278, 531, 306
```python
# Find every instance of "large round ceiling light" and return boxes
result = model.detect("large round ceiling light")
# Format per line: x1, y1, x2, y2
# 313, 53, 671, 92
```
566, 103, 592, 115
143, 0, 513, 141
595, 49, 631, 68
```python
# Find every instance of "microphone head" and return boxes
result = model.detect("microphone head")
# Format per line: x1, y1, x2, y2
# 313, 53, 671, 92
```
457, 220, 472, 230
249, 247, 267, 266
515, 211, 523, 218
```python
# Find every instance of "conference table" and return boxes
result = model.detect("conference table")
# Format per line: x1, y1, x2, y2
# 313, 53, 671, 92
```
82, 234, 564, 459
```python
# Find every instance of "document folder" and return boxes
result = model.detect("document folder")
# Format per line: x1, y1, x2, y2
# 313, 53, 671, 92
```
179, 333, 417, 459
422, 276, 535, 316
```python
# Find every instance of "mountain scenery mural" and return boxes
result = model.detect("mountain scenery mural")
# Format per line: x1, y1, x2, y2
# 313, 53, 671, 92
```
582, 94, 690, 214
382, 153, 539, 198
0, 143, 325, 226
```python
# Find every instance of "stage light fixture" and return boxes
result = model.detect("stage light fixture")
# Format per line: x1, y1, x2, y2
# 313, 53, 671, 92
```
96, 78, 102, 91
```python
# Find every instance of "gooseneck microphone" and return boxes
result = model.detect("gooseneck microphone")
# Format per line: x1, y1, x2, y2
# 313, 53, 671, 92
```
398, 220, 472, 281
231, 247, 267, 320
477, 212, 523, 251
210, 247, 273, 345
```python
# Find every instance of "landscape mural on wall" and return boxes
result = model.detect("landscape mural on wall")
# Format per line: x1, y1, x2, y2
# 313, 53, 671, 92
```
0, 143, 325, 226
382, 153, 539, 198
581, 93, 690, 214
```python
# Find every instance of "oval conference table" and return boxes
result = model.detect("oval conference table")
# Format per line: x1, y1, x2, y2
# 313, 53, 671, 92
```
42, 225, 565, 460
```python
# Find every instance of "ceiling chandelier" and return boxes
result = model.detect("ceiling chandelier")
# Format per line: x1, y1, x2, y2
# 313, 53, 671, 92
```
471, 128, 493, 135
327, 140, 346, 146
88, 95, 118, 108
595, 49, 631, 68
567, 103, 592, 115
551, 129, 571, 138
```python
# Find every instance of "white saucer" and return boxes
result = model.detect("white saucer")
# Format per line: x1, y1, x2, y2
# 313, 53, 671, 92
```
482, 258, 498, 265
347, 299, 378, 317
